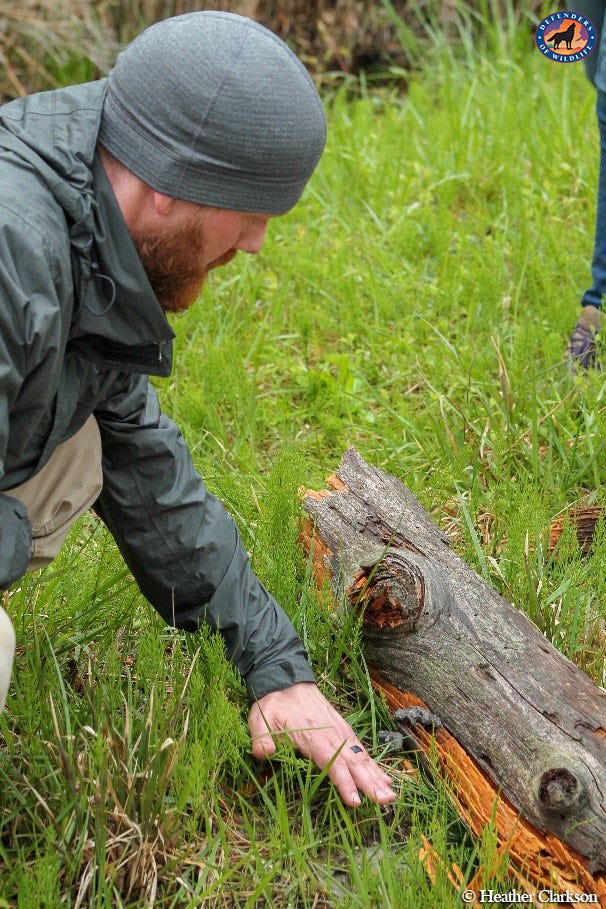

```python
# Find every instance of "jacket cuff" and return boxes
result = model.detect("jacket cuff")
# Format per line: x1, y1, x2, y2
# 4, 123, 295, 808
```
244, 654, 316, 703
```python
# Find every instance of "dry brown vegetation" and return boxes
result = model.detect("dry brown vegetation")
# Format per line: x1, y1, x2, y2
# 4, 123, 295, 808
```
0, 0, 113, 99
1, 0, 546, 101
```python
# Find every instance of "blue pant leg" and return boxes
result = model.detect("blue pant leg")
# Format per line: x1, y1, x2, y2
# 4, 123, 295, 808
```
582, 88, 606, 309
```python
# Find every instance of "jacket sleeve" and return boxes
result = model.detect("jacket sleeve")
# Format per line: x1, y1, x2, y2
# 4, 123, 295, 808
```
94, 373, 315, 701
0, 320, 31, 586
0, 223, 48, 588
0, 496, 31, 589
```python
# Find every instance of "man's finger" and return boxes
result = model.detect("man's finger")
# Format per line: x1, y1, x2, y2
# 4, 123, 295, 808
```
326, 757, 363, 806
289, 730, 397, 805
250, 732, 276, 759
344, 742, 394, 785
319, 741, 397, 805
248, 701, 279, 758
343, 746, 397, 803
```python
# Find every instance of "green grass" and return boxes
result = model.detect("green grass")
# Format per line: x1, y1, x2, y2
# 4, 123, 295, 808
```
2, 24, 606, 908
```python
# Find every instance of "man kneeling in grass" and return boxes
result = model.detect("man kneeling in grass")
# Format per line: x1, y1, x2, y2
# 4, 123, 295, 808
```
0, 11, 395, 808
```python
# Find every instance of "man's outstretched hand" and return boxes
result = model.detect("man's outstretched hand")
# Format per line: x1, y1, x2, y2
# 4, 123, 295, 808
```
248, 681, 397, 807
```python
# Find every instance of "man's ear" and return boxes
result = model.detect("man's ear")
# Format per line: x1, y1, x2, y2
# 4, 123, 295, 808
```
152, 192, 176, 217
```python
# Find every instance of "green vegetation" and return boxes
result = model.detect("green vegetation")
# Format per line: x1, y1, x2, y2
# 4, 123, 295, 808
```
2, 16, 605, 909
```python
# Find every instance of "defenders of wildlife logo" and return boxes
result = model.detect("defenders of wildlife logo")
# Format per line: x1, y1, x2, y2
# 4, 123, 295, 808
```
535, 11, 597, 62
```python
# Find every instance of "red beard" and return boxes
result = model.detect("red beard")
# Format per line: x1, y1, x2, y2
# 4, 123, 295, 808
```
132, 216, 237, 312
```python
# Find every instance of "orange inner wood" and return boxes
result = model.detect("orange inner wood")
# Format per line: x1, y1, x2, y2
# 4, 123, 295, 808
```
371, 672, 606, 901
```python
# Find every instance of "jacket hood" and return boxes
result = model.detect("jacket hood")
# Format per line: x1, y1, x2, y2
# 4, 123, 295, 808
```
0, 81, 175, 372
0, 81, 105, 249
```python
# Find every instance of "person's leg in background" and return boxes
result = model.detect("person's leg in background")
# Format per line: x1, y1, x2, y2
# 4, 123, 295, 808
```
570, 90, 606, 367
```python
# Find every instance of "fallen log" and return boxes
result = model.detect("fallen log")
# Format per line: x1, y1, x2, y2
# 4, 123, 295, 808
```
548, 506, 605, 556
300, 448, 606, 896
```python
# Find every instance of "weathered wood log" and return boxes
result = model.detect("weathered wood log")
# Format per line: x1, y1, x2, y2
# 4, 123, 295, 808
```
549, 506, 605, 556
374, 678, 606, 901
300, 448, 606, 895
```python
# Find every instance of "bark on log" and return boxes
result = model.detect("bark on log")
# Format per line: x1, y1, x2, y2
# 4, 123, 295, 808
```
300, 448, 606, 894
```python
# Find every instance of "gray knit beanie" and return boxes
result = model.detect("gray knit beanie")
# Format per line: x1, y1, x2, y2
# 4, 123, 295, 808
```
97, 11, 326, 214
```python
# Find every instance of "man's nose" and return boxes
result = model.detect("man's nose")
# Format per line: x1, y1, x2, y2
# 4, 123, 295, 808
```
237, 222, 268, 255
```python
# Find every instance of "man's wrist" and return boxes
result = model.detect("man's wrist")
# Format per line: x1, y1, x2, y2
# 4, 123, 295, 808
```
245, 656, 316, 703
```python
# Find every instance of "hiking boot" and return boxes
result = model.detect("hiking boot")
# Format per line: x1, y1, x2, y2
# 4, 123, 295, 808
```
568, 304, 604, 370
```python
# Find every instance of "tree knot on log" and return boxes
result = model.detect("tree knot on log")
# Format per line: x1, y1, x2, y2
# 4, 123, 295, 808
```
347, 549, 426, 632
537, 767, 589, 816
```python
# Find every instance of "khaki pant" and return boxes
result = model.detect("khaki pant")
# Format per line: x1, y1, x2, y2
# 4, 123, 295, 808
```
0, 415, 103, 710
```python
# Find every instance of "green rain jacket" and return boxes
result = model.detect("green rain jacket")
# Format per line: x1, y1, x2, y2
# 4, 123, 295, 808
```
0, 79, 315, 701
